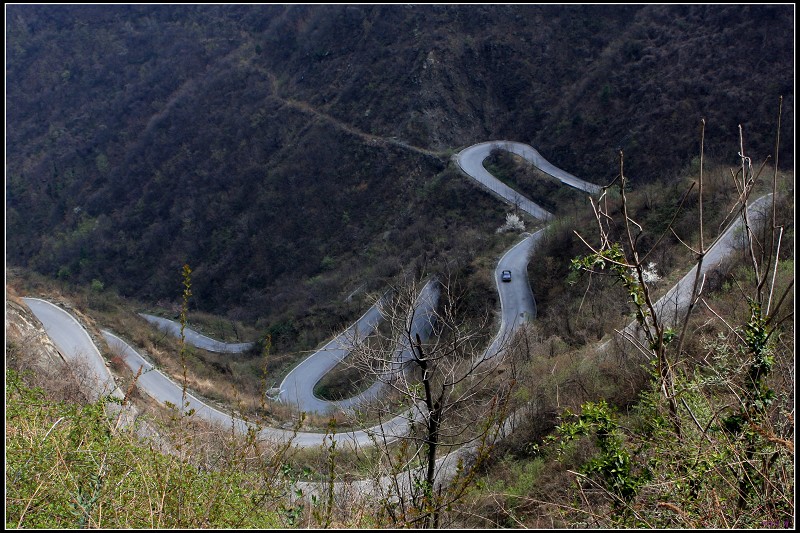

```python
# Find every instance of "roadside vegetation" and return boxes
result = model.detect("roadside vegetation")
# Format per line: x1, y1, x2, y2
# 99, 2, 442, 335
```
458, 121, 794, 528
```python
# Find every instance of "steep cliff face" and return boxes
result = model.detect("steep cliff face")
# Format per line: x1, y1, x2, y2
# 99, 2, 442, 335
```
6, 4, 793, 325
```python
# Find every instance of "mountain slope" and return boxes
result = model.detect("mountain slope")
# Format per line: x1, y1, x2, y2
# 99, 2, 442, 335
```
6, 4, 793, 329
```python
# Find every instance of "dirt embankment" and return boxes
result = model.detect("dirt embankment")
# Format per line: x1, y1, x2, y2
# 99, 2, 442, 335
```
5, 289, 84, 399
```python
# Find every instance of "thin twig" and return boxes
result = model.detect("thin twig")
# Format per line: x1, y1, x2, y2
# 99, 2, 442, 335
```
681, 398, 712, 444
765, 226, 784, 316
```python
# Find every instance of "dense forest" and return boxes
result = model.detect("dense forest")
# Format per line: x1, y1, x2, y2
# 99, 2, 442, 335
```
6, 4, 794, 329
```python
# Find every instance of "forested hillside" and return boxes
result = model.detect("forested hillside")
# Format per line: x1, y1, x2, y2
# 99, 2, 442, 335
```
6, 4, 793, 328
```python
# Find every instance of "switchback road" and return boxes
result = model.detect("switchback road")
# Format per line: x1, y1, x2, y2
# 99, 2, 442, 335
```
24, 141, 766, 457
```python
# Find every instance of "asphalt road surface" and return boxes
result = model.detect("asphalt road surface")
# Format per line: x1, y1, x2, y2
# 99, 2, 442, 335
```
22, 297, 122, 402
12, 309, 410, 448
139, 313, 255, 353
454, 141, 601, 222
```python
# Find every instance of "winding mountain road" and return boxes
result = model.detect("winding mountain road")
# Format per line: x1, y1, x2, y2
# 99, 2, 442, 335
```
454, 141, 602, 221
99, 328, 418, 447
21, 140, 765, 458
454, 141, 600, 359
20, 140, 557, 450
